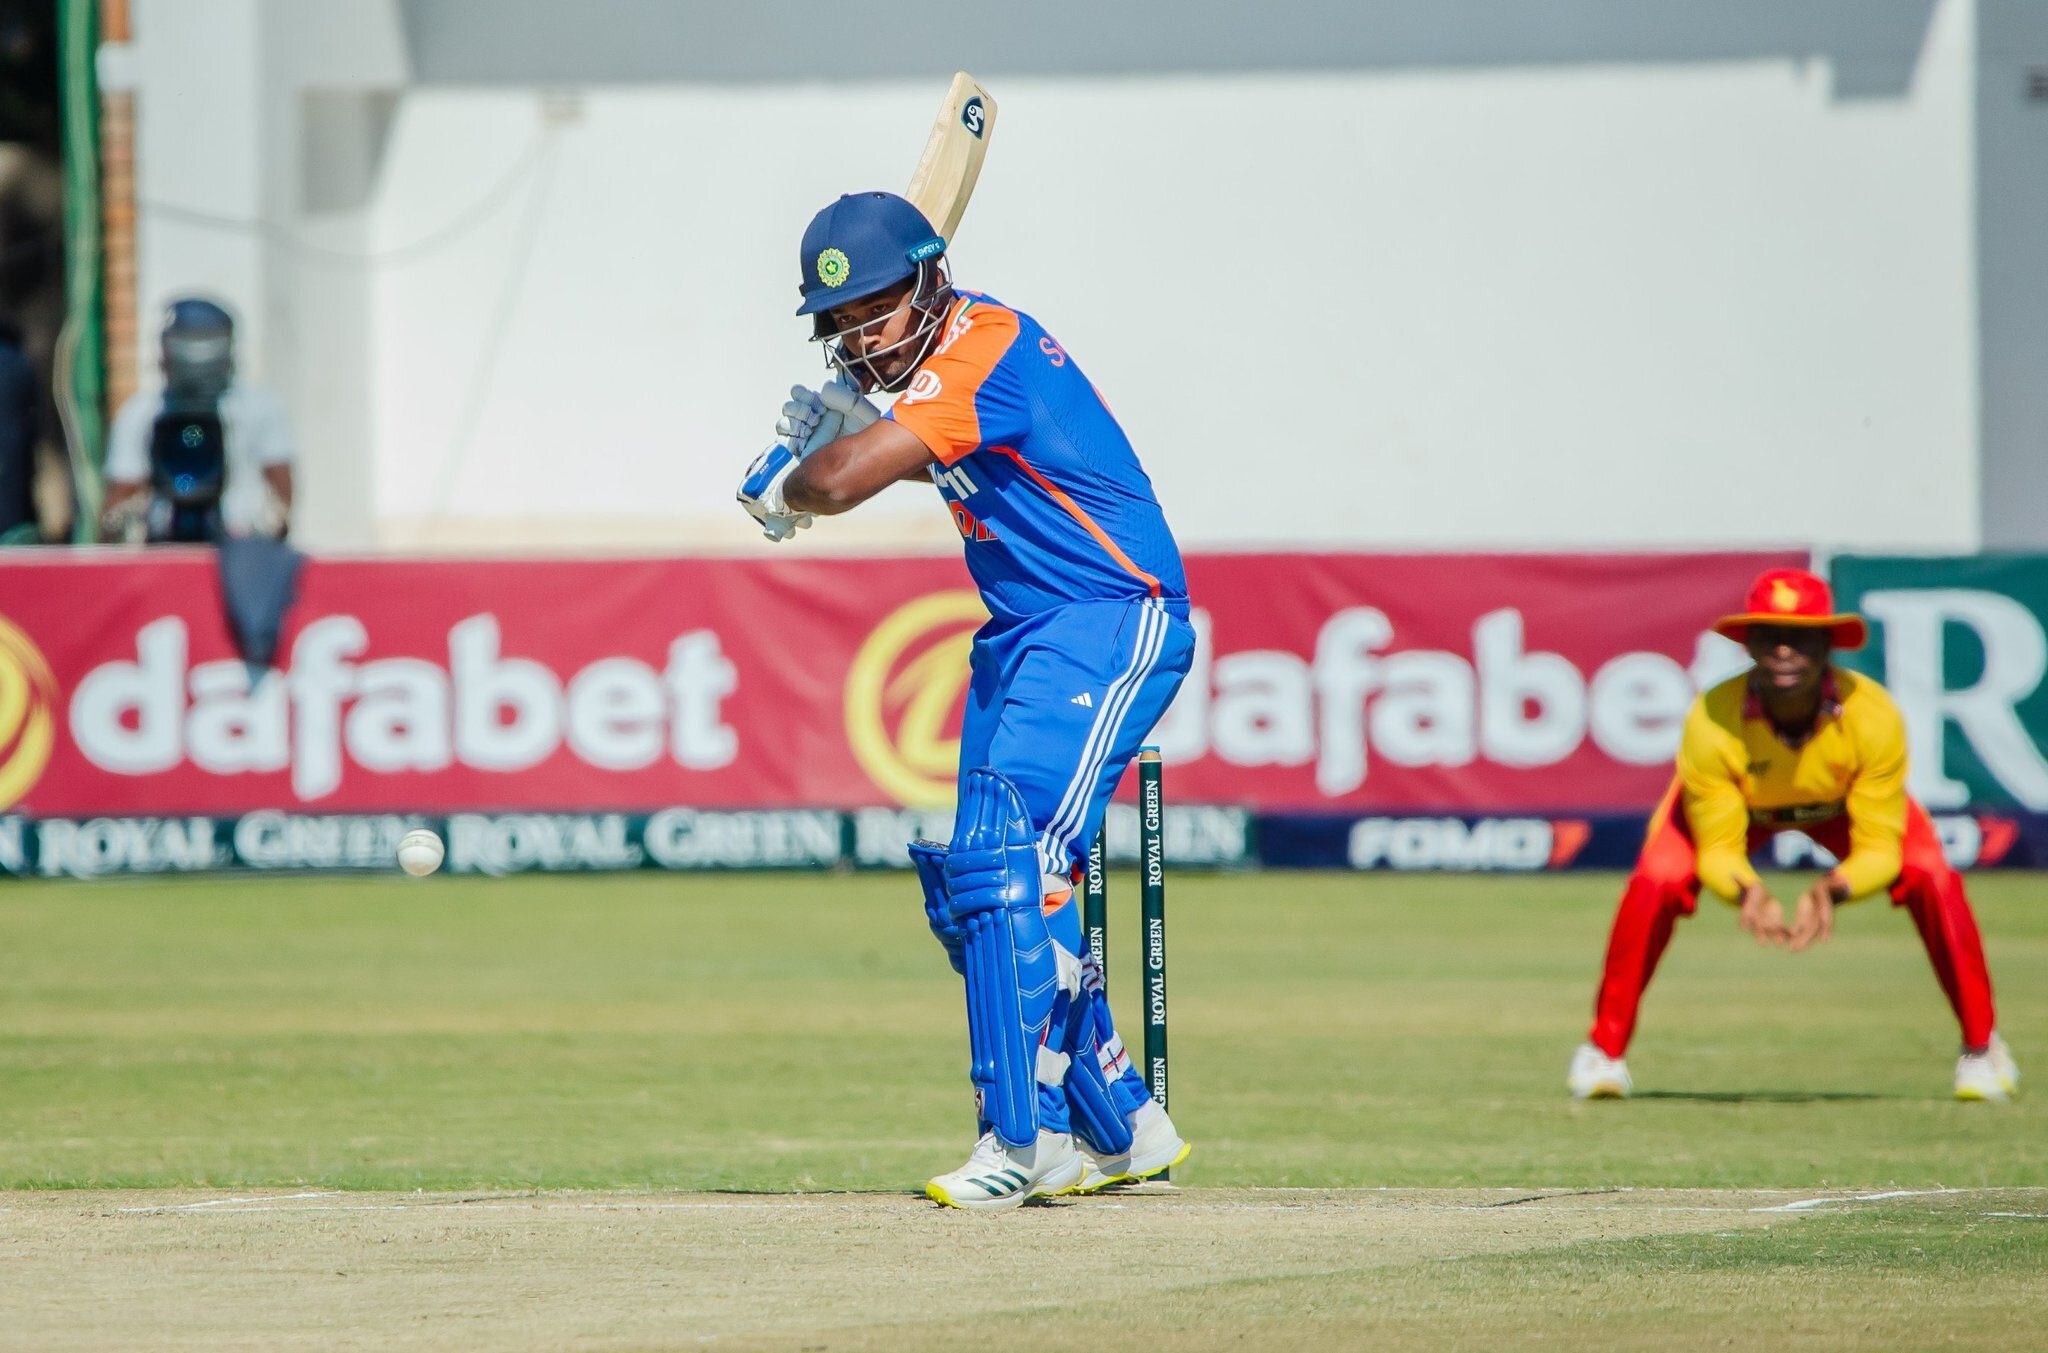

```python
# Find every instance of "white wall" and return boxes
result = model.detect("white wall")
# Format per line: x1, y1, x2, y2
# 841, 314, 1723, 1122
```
135, 0, 1982, 555
131, 0, 407, 550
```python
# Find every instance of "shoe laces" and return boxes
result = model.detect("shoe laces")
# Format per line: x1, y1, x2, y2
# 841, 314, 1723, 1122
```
962, 1131, 1013, 1171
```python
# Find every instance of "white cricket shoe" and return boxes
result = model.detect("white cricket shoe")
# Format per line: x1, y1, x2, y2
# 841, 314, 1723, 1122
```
1989, 1033, 2021, 1094
1068, 1100, 1192, 1193
1567, 1042, 1633, 1100
1956, 1033, 2020, 1103
926, 1130, 1083, 1211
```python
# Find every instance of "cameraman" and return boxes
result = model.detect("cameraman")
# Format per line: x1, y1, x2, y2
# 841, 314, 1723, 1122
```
102, 296, 295, 542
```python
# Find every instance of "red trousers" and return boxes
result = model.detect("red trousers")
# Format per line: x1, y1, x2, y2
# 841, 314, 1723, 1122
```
1589, 790, 1998, 1057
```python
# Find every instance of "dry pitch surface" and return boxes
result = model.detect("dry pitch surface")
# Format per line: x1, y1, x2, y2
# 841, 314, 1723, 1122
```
7, 1185, 2047, 1352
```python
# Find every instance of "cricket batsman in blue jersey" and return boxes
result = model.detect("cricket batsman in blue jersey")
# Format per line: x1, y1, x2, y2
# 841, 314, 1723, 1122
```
737, 191, 1193, 1209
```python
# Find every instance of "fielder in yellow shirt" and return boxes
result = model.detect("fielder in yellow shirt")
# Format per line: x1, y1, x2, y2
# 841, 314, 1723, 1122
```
1569, 568, 2019, 1103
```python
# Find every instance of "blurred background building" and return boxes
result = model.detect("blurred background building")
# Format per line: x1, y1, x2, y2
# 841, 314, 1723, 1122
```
86, 0, 2046, 555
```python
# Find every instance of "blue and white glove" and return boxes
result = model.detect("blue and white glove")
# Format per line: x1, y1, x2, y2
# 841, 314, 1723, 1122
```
735, 443, 812, 542
776, 375, 882, 455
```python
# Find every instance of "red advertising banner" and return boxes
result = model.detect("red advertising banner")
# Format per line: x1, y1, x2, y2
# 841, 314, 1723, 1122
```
0, 548, 1798, 817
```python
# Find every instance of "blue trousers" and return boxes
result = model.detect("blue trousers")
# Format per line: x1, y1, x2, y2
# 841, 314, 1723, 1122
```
956, 595, 1194, 1130
957, 596, 1194, 882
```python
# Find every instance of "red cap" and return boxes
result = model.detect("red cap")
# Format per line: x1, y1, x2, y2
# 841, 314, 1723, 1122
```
1712, 567, 1867, 651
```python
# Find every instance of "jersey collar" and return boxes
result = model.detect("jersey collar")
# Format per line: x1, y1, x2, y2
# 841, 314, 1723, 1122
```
1743, 667, 1844, 750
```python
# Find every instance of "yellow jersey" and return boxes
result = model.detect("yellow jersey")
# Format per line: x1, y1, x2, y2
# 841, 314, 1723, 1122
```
1675, 666, 1909, 901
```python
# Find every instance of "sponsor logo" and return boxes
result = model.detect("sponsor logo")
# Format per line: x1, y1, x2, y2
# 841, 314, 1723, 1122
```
1099, 802, 1251, 868
961, 95, 987, 138
35, 816, 225, 879
846, 803, 1250, 871
1346, 816, 1590, 871
1769, 814, 2020, 871
849, 806, 959, 866
843, 590, 986, 807
0, 614, 59, 810
1858, 587, 2048, 811
901, 369, 943, 405
643, 808, 841, 869
816, 247, 851, 288
66, 614, 737, 802
1153, 607, 1751, 794
234, 812, 425, 870
447, 813, 642, 875
947, 501, 997, 542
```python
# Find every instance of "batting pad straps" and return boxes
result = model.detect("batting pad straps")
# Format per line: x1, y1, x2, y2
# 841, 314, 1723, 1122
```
1039, 894, 1135, 1157
908, 839, 964, 975
946, 768, 1060, 1149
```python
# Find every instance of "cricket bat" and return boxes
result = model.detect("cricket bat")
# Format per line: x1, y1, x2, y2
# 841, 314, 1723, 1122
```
905, 72, 996, 244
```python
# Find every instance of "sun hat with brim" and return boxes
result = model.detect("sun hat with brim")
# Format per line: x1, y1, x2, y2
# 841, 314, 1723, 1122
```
1711, 566, 1868, 651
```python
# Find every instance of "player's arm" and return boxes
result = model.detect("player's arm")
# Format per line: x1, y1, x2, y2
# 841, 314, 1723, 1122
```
1676, 707, 1757, 905
1832, 699, 1909, 900
782, 418, 935, 515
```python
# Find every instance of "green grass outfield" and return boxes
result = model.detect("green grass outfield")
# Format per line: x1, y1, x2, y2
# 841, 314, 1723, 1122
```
1, 869, 2041, 1192
5, 870, 2046, 1350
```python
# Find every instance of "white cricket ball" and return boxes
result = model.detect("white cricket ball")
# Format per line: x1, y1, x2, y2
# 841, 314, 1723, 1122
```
397, 828, 445, 877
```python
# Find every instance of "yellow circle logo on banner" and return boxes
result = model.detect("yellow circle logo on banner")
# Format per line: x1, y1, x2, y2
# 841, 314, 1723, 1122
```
0, 614, 59, 811
844, 590, 987, 807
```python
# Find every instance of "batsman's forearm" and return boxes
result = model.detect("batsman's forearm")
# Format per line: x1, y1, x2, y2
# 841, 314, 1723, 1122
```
782, 459, 870, 516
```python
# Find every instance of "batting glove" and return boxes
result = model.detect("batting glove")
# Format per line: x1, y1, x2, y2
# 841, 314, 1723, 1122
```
816, 375, 882, 432
735, 442, 813, 542
776, 376, 882, 454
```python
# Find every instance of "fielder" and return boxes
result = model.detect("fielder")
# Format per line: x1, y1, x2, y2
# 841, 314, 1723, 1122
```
1569, 568, 2020, 1103
738, 191, 1194, 1208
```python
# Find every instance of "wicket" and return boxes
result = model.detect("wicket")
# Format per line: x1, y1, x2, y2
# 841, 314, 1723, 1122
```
1084, 745, 1172, 1180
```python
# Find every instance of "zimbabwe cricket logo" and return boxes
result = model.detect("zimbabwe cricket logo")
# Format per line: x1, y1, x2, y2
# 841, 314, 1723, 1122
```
816, 247, 851, 288
844, 590, 986, 807
0, 614, 59, 810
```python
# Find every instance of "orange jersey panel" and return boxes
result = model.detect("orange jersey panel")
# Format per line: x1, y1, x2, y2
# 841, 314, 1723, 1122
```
889, 297, 1022, 467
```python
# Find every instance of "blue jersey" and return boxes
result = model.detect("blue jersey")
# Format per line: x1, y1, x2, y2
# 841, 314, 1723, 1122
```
886, 291, 1187, 626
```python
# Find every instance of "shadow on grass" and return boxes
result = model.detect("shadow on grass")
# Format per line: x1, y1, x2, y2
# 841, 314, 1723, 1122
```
1633, 1089, 1894, 1104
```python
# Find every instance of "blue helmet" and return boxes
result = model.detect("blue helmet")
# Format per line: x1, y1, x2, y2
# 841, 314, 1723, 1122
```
794, 192, 946, 317
160, 295, 236, 402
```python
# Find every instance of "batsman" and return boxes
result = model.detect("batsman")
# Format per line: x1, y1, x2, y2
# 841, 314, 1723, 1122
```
737, 191, 1195, 1208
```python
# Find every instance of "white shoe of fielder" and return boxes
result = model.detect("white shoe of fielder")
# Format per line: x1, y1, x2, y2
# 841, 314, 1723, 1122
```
1568, 1042, 1633, 1100
1070, 1100, 1192, 1193
926, 1130, 1083, 1211
1956, 1033, 2019, 1103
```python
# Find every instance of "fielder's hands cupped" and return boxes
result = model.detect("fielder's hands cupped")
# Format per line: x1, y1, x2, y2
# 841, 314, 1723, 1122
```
1737, 880, 1789, 948
1787, 877, 1840, 952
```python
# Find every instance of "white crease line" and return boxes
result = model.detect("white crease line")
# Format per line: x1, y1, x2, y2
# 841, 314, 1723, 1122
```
1983, 1212, 2048, 1219
118, 1191, 341, 1214
1754, 1188, 1969, 1213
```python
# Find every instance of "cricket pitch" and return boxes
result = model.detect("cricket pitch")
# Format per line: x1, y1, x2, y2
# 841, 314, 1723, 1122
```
7, 1186, 2046, 1351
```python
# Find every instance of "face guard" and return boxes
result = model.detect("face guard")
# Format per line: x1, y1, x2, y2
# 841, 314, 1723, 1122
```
810, 257, 953, 395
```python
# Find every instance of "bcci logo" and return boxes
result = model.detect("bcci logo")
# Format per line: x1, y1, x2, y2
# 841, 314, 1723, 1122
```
816, 247, 851, 288
961, 96, 987, 139
0, 614, 59, 811
844, 591, 986, 807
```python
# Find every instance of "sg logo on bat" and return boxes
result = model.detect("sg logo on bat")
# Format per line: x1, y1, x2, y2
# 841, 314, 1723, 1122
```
961, 96, 987, 139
